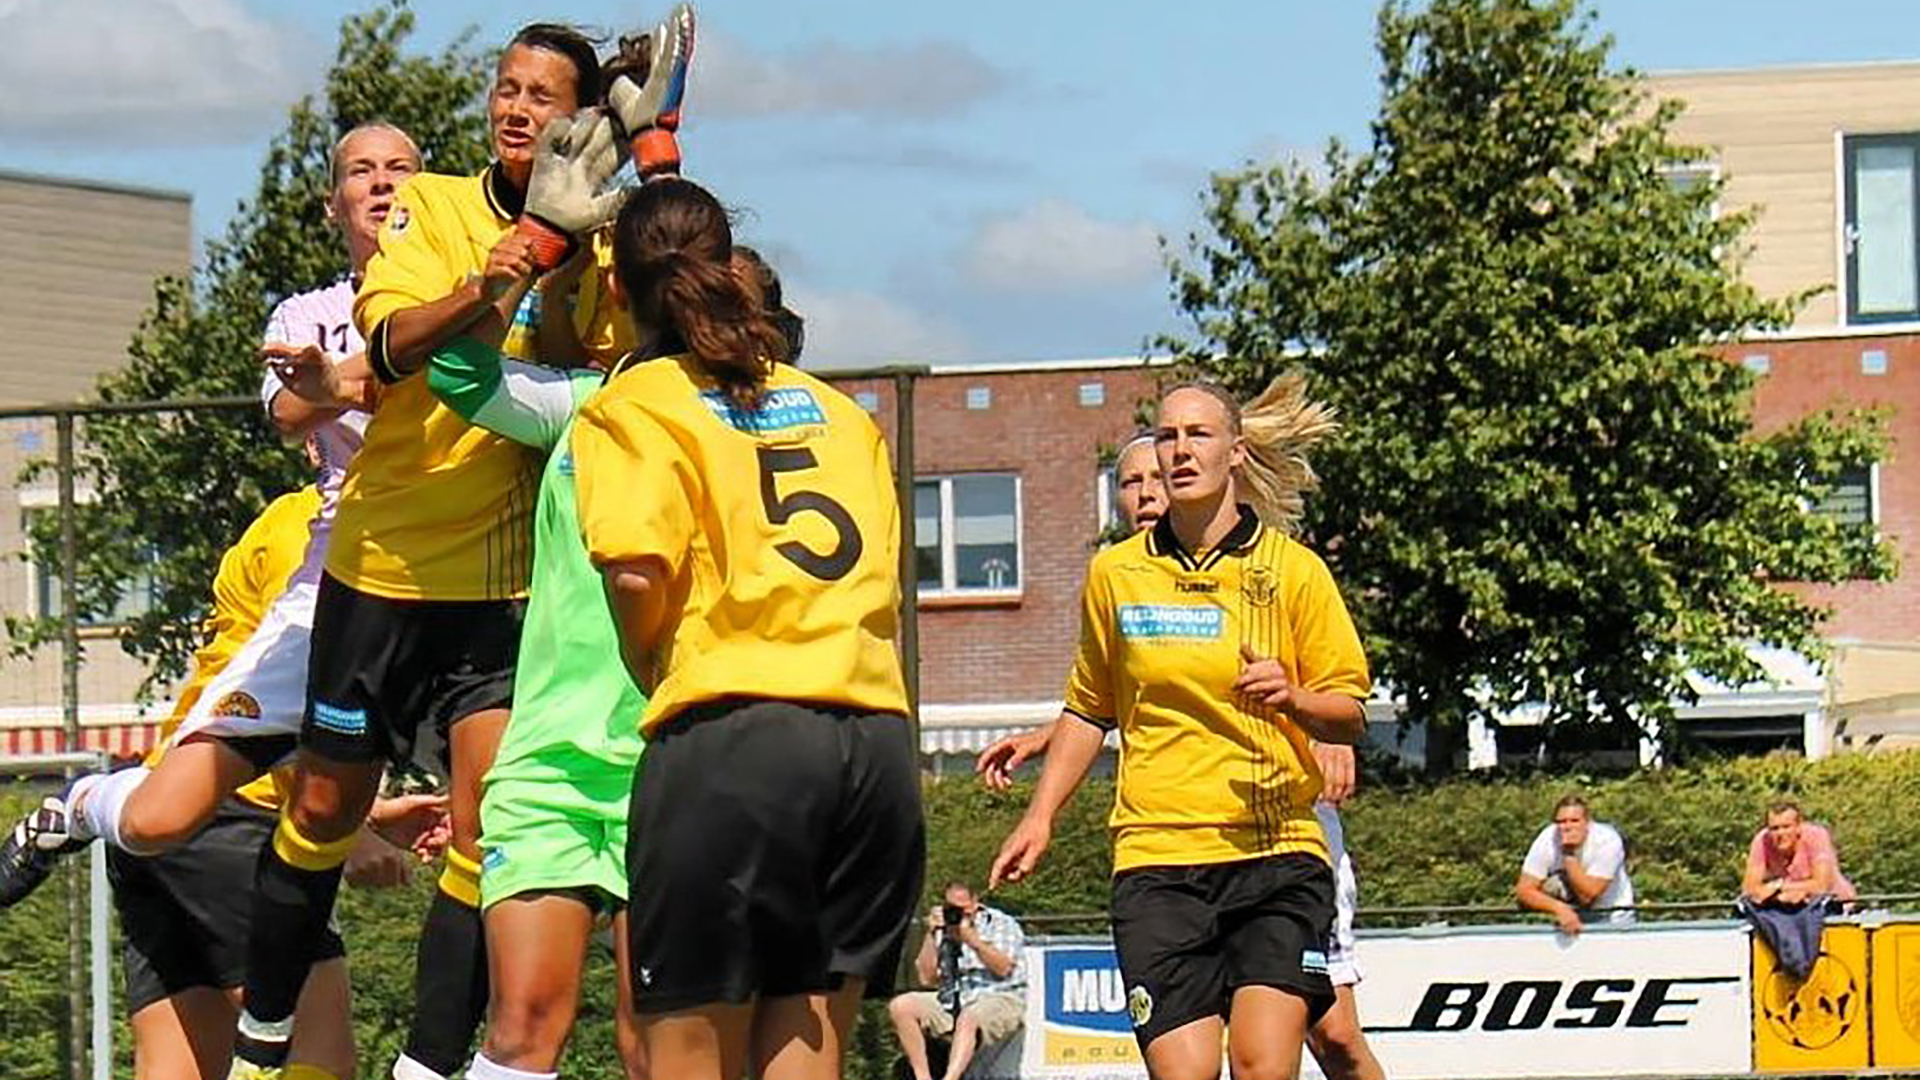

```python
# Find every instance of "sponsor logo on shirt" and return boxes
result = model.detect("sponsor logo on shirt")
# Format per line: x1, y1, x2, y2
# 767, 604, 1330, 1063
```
482, 846, 507, 874
310, 701, 368, 736
1303, 949, 1329, 975
1119, 604, 1224, 640
701, 387, 827, 434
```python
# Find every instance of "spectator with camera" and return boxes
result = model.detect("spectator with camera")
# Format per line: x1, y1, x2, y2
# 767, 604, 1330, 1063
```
888, 881, 1028, 1080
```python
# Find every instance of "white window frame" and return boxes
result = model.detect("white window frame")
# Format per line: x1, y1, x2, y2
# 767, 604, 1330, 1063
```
914, 473, 1023, 599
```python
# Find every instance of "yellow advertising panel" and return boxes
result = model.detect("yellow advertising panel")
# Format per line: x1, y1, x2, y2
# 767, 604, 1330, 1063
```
1870, 922, 1920, 1067
1753, 923, 1869, 1072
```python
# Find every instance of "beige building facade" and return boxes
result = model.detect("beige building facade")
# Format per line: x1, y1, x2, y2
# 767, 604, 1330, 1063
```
0, 172, 191, 755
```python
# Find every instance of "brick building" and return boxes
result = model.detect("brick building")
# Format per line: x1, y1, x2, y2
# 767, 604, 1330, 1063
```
835, 359, 1167, 764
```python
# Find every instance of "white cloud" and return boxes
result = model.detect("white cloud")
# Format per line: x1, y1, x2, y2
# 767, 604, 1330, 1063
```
692, 30, 1008, 121
785, 286, 970, 368
962, 200, 1164, 292
0, 0, 315, 146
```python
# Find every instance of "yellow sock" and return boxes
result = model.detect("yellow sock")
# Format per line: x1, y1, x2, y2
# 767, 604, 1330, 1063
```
282, 1066, 341, 1080
270, 811, 359, 873
438, 846, 482, 909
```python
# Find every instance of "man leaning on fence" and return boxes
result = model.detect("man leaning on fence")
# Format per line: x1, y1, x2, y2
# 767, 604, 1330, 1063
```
1515, 794, 1636, 935
889, 880, 1028, 1080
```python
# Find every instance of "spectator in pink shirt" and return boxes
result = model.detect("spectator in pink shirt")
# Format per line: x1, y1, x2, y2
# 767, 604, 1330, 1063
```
1742, 799, 1856, 907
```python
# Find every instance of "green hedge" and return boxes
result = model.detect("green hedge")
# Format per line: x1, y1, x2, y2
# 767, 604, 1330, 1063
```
5, 751, 1917, 1078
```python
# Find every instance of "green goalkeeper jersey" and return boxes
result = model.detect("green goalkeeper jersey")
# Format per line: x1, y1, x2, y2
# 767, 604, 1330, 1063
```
428, 337, 644, 808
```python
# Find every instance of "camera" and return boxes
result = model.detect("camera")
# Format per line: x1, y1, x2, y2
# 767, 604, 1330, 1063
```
943, 902, 966, 929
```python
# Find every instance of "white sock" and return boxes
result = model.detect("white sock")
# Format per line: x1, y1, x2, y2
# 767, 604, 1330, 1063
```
390, 1053, 452, 1080
67, 768, 150, 852
465, 1052, 558, 1080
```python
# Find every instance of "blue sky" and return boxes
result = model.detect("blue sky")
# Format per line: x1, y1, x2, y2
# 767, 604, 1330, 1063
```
1, 0, 1917, 367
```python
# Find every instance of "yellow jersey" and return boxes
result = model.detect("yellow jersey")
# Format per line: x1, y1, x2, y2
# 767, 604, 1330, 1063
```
147, 486, 323, 810
573, 355, 908, 732
1063, 507, 1371, 873
338, 165, 634, 600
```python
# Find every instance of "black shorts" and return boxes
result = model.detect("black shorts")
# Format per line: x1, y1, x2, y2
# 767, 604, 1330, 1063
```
109, 800, 346, 1015
1110, 852, 1335, 1049
627, 698, 925, 1013
301, 572, 524, 766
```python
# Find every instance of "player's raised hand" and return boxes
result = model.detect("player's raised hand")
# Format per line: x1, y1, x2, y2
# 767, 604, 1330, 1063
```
1234, 642, 1295, 713
605, 3, 695, 178
977, 725, 1052, 791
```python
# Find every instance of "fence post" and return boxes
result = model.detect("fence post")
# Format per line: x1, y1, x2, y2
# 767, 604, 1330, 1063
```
55, 409, 87, 1080
893, 370, 919, 744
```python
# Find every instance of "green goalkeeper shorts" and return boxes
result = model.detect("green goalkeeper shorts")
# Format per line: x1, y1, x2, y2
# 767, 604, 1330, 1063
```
478, 766, 632, 909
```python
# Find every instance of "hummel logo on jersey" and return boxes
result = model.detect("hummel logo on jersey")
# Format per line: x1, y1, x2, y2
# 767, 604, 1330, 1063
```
701, 387, 826, 434
1119, 604, 1224, 640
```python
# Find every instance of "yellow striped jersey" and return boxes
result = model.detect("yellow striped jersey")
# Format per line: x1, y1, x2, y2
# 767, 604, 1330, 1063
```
1063, 506, 1371, 873
336, 164, 633, 600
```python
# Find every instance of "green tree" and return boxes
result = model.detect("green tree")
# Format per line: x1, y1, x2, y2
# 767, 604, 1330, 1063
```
1161, 0, 1893, 769
8, 2, 491, 691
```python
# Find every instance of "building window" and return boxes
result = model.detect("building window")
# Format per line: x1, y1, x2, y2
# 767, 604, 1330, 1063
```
1814, 464, 1876, 527
965, 386, 992, 410
913, 474, 1021, 595
1660, 161, 1720, 219
1844, 134, 1920, 324
23, 507, 159, 626
854, 390, 880, 413
1078, 382, 1106, 407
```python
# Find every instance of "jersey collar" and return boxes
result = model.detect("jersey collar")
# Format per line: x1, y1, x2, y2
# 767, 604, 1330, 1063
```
482, 162, 526, 220
1148, 504, 1263, 572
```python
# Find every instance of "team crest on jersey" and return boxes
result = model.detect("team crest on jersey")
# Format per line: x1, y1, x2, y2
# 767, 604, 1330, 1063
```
385, 206, 411, 237
701, 387, 826, 434
1119, 604, 1224, 640
1128, 985, 1154, 1028
211, 691, 261, 719
1244, 565, 1278, 608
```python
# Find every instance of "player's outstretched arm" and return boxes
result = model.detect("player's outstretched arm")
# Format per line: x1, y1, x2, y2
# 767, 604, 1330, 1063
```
990, 713, 1105, 888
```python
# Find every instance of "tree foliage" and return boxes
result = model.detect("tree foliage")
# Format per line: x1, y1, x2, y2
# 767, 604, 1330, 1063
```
1160, 0, 1894, 766
8, 2, 491, 692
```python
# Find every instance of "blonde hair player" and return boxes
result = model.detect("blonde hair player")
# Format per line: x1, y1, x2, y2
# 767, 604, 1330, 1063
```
988, 374, 1376, 1080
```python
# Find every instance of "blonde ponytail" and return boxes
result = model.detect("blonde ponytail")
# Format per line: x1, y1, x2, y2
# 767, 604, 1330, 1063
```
1234, 372, 1338, 534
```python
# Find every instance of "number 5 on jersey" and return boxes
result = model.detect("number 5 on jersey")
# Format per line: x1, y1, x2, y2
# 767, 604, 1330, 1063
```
758, 446, 863, 581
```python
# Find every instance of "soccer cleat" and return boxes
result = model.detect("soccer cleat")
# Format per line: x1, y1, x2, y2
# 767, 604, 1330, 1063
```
0, 796, 85, 909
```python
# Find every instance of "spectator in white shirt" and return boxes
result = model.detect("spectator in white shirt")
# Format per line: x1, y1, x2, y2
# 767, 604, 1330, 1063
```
1516, 795, 1635, 935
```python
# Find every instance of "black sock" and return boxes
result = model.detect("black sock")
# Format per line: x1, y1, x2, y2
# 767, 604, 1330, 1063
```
402, 887, 491, 1075
235, 841, 345, 1065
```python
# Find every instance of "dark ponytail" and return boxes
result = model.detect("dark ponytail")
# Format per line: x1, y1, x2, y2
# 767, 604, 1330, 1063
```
613, 179, 788, 408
